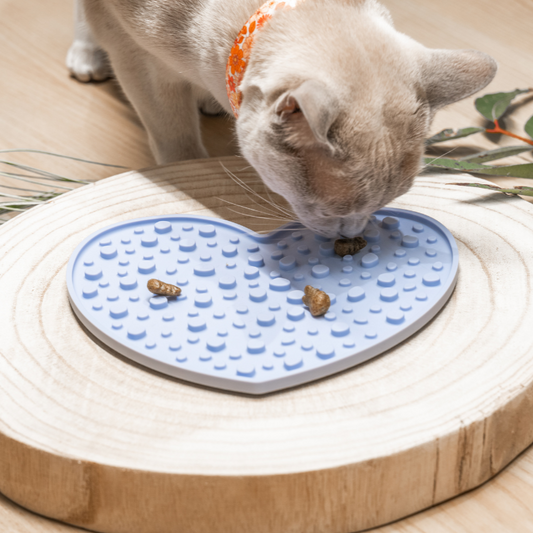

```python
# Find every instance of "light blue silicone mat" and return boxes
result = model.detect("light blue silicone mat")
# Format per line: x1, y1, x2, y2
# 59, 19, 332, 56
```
66, 209, 458, 394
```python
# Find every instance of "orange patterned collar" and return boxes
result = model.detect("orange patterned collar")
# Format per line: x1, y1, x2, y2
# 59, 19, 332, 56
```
226, 0, 307, 118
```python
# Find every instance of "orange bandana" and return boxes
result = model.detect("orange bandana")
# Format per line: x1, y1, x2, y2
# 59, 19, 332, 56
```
226, 0, 307, 118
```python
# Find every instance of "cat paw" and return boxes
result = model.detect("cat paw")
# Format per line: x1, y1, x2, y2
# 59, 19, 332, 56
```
199, 97, 226, 116
66, 40, 112, 82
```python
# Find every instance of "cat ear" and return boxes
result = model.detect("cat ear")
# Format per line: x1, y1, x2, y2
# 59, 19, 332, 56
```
274, 80, 338, 150
422, 49, 497, 109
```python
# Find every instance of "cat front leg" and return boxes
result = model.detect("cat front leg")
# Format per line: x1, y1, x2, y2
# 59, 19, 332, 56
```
109, 40, 209, 164
145, 80, 211, 163
195, 86, 227, 117
66, 0, 112, 82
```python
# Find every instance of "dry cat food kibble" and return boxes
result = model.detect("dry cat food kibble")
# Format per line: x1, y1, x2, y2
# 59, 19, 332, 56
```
302, 285, 331, 317
147, 279, 182, 297
334, 236, 367, 257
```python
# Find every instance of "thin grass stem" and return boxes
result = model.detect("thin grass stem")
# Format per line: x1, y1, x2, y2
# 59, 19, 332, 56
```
0, 205, 37, 211
0, 172, 76, 190
0, 184, 54, 194
0, 192, 49, 201
0, 149, 128, 169
0, 160, 90, 184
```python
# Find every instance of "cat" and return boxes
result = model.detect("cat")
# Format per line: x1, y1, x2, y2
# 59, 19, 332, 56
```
67, 0, 497, 238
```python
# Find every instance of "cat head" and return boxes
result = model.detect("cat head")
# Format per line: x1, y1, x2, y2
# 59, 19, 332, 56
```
236, 0, 496, 237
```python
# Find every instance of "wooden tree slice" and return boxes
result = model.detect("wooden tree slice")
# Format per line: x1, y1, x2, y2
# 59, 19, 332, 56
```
1, 156, 533, 533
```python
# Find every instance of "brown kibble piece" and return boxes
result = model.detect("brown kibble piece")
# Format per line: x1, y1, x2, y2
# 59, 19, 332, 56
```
334, 236, 367, 257
302, 285, 331, 317
147, 279, 181, 297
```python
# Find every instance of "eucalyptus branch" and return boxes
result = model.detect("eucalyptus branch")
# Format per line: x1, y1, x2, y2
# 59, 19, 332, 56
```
425, 88, 533, 188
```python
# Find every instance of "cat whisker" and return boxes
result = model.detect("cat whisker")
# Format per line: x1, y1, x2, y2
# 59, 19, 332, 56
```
221, 164, 277, 206
220, 162, 295, 219
254, 227, 303, 234
243, 190, 293, 219
240, 179, 295, 220
230, 185, 293, 220
216, 196, 291, 221
223, 206, 293, 222
260, 186, 295, 218
221, 169, 284, 218
419, 147, 458, 174
216, 189, 292, 222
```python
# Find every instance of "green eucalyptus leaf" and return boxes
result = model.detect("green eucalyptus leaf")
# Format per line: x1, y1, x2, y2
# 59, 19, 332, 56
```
450, 182, 533, 197
425, 127, 484, 145
474, 88, 530, 121
472, 164, 533, 178
424, 158, 488, 171
525, 115, 533, 139
459, 145, 532, 163
424, 157, 533, 178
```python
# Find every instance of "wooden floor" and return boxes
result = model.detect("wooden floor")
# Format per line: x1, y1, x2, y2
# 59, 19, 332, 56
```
1, 0, 533, 531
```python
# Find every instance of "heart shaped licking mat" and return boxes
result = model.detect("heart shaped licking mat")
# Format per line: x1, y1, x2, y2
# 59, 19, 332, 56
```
67, 209, 458, 394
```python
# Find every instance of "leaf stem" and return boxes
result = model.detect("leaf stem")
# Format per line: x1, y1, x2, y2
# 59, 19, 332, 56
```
486, 119, 533, 146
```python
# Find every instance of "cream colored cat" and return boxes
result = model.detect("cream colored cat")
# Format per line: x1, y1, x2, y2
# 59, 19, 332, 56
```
67, 0, 496, 237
